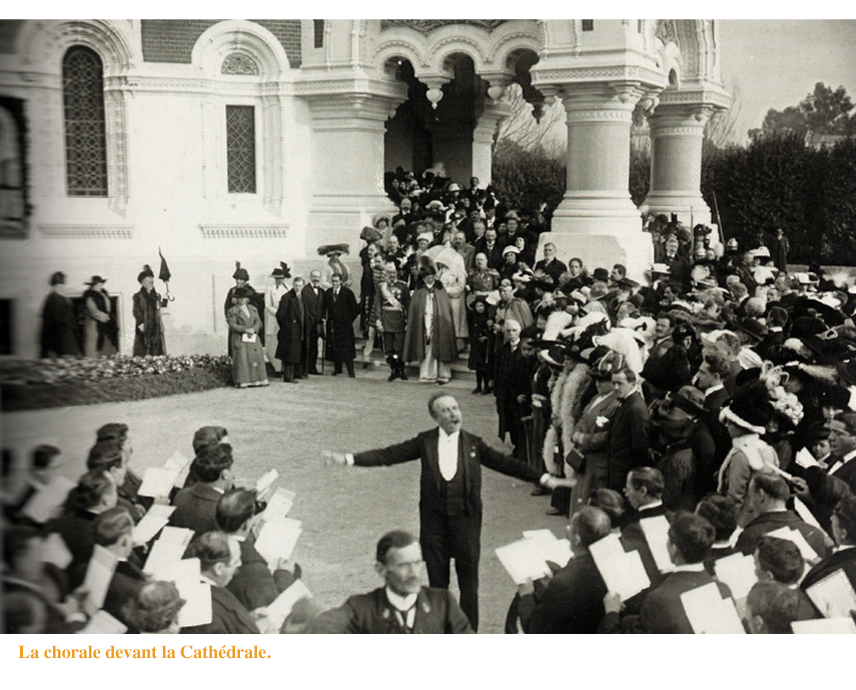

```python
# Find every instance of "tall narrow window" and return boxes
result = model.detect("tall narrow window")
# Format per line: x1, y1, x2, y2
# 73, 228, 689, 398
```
63, 46, 107, 197
582, 20, 594, 32
226, 105, 256, 194
313, 20, 324, 48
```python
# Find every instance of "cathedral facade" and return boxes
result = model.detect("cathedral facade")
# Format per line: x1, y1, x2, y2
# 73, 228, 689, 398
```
0, 19, 728, 357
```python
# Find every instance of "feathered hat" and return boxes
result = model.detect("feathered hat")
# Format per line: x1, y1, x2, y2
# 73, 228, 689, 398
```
137, 264, 155, 284
232, 261, 249, 281
720, 381, 773, 435
271, 262, 292, 279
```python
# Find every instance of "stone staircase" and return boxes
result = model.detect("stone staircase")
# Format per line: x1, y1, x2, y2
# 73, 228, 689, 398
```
351, 337, 475, 381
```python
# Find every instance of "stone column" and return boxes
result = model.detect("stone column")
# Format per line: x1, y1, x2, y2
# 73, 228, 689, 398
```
539, 82, 655, 279
644, 102, 713, 226
472, 92, 511, 186
304, 91, 404, 249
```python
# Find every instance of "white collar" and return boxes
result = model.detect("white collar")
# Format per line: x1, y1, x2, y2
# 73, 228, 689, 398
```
704, 382, 725, 396
671, 562, 706, 573
200, 574, 218, 587
385, 586, 418, 612
438, 428, 459, 443
639, 499, 663, 513
843, 449, 856, 463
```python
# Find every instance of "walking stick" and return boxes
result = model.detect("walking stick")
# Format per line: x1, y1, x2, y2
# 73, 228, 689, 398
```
321, 319, 326, 374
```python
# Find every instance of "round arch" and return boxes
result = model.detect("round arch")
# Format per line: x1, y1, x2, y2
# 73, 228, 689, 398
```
191, 20, 292, 81
18, 19, 134, 75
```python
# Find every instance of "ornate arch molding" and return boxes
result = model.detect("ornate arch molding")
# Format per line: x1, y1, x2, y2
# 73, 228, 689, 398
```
191, 20, 292, 81
18, 20, 133, 217
654, 19, 721, 84
191, 21, 289, 217
18, 19, 134, 75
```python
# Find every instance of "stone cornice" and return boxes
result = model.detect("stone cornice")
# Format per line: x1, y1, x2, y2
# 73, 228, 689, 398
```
531, 64, 667, 92
200, 224, 289, 239
38, 224, 134, 239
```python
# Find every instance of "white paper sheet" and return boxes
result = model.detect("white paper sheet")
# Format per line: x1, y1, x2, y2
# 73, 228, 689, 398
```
495, 539, 553, 585
138, 466, 180, 498
132, 504, 175, 545
259, 487, 296, 526
143, 539, 188, 578
264, 580, 313, 632
640, 515, 674, 574
254, 517, 302, 567
805, 569, 856, 619
158, 526, 194, 546
168, 451, 192, 489
42, 532, 73, 570
714, 552, 759, 601
84, 545, 119, 610
792, 617, 856, 634
793, 498, 824, 532
681, 582, 746, 634
255, 469, 279, 497
589, 533, 651, 601
242, 333, 257, 343
794, 447, 820, 469
766, 526, 819, 562
177, 582, 212, 628
522, 529, 558, 542
20, 476, 76, 524
77, 610, 127, 634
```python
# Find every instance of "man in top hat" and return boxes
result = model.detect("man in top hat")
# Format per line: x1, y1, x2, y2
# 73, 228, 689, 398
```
310, 530, 474, 634
40, 271, 80, 358
265, 264, 290, 372
225, 263, 263, 357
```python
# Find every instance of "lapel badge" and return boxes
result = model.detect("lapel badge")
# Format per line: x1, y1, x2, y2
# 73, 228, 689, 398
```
382, 608, 391, 619
421, 600, 431, 614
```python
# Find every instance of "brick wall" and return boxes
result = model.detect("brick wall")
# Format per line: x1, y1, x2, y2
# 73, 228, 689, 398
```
141, 19, 302, 68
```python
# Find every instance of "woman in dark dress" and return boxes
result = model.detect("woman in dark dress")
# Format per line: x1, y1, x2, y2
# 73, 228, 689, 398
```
83, 276, 118, 358
132, 265, 166, 356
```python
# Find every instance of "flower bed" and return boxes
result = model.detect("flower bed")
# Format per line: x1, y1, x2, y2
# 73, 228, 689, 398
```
1, 354, 234, 411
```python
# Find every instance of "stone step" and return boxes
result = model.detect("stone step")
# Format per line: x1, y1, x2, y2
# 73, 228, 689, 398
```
352, 338, 475, 380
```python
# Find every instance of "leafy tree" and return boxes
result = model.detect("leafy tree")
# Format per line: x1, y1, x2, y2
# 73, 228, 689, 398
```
752, 82, 856, 138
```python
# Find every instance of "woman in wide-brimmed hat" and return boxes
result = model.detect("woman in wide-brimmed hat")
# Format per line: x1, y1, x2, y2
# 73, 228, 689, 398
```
226, 286, 269, 388
318, 243, 350, 288
264, 263, 291, 372
83, 275, 118, 358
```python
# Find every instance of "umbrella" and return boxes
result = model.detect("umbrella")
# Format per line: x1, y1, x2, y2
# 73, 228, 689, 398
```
158, 247, 174, 302
425, 245, 466, 282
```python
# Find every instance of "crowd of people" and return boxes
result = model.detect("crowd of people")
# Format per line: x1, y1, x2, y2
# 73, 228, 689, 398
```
15, 164, 856, 633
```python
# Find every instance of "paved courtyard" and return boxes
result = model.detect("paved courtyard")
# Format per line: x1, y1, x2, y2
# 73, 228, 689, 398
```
2, 369, 566, 634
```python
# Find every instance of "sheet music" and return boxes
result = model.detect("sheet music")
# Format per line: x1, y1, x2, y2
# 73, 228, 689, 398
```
255, 469, 279, 497
138, 466, 180, 498
42, 532, 73, 570
792, 617, 856, 634
766, 526, 818, 562
242, 333, 257, 343
132, 504, 175, 545
805, 569, 856, 619
265, 580, 313, 632
589, 533, 650, 601
77, 610, 127, 634
168, 451, 192, 489
20, 475, 76, 524
714, 552, 759, 601
259, 487, 296, 526
177, 582, 212, 628
84, 545, 119, 610
158, 526, 194, 546
640, 515, 674, 573
681, 582, 746, 634
794, 447, 820, 469
522, 529, 558, 542
144, 539, 188, 579
495, 539, 553, 585
793, 498, 824, 532
254, 517, 302, 567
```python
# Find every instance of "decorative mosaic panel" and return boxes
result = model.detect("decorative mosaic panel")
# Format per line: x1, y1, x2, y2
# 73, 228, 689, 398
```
380, 20, 507, 34
222, 52, 259, 75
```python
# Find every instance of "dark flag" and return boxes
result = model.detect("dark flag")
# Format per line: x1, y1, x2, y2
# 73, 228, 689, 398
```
158, 247, 171, 283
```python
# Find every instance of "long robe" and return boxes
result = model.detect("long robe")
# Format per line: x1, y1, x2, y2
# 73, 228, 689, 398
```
275, 290, 304, 365
227, 305, 267, 387
40, 290, 80, 358
403, 283, 456, 364
132, 287, 166, 356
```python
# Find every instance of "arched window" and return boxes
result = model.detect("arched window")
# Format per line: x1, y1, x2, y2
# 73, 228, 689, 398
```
62, 46, 107, 197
